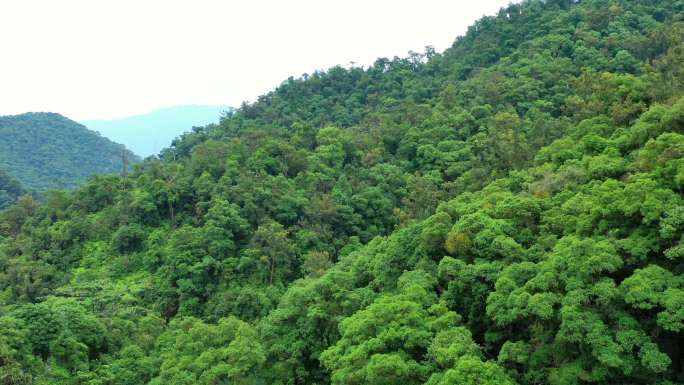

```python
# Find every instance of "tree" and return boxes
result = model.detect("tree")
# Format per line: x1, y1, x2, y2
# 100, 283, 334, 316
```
243, 221, 296, 285
151, 317, 265, 385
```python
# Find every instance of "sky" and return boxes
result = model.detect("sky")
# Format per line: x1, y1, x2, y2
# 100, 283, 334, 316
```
0, 0, 512, 121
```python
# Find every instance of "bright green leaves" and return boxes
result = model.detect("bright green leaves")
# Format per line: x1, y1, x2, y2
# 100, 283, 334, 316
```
552, 237, 622, 282
258, 268, 370, 385
488, 236, 672, 380
639, 342, 671, 374
556, 305, 671, 378
497, 341, 531, 367
10, 297, 107, 375
620, 176, 679, 225
543, 173, 681, 243
0, 316, 38, 385
621, 265, 676, 310
656, 289, 684, 332
363, 353, 425, 385
145, 198, 250, 317
425, 357, 516, 385
584, 147, 627, 179
429, 327, 481, 368
486, 261, 545, 326
100, 345, 157, 385
660, 206, 684, 242
621, 265, 684, 332
489, 249, 604, 326
445, 211, 520, 261
321, 297, 431, 385
321, 280, 511, 385
151, 317, 265, 385
320, 284, 446, 385
202, 198, 248, 258
310, 126, 352, 173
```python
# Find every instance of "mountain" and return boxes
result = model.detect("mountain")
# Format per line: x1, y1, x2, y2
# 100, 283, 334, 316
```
0, 112, 139, 191
1, 1, 683, 384
81, 104, 231, 157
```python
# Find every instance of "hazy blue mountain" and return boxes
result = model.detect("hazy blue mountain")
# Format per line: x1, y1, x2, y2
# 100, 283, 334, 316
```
0, 112, 139, 191
81, 105, 230, 157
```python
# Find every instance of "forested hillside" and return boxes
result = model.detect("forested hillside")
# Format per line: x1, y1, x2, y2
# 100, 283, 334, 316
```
0, 112, 139, 191
1, 1, 683, 384
0, 170, 24, 210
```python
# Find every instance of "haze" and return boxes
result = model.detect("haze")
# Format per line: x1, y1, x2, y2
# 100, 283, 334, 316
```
0, 0, 511, 120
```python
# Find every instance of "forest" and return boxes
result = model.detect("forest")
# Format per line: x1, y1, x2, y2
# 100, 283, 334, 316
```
0, 112, 138, 192
0, 171, 24, 211
1, 0, 683, 384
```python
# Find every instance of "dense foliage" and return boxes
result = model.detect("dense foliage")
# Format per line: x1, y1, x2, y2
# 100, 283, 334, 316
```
0, 112, 139, 191
1, 0, 684, 384
0, 170, 24, 210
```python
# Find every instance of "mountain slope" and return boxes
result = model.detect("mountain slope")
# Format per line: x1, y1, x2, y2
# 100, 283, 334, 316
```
81, 105, 230, 157
0, 169, 25, 209
0, 1, 683, 384
0, 112, 139, 191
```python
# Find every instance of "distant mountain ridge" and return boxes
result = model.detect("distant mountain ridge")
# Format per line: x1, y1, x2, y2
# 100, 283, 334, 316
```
81, 104, 231, 157
0, 112, 138, 191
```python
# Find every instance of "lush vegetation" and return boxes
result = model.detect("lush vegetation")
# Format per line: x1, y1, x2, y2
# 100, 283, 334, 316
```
0, 112, 139, 192
1, 0, 684, 384
0, 170, 24, 210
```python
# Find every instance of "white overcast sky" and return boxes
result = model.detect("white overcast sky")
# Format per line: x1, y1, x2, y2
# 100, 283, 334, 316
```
0, 0, 511, 120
